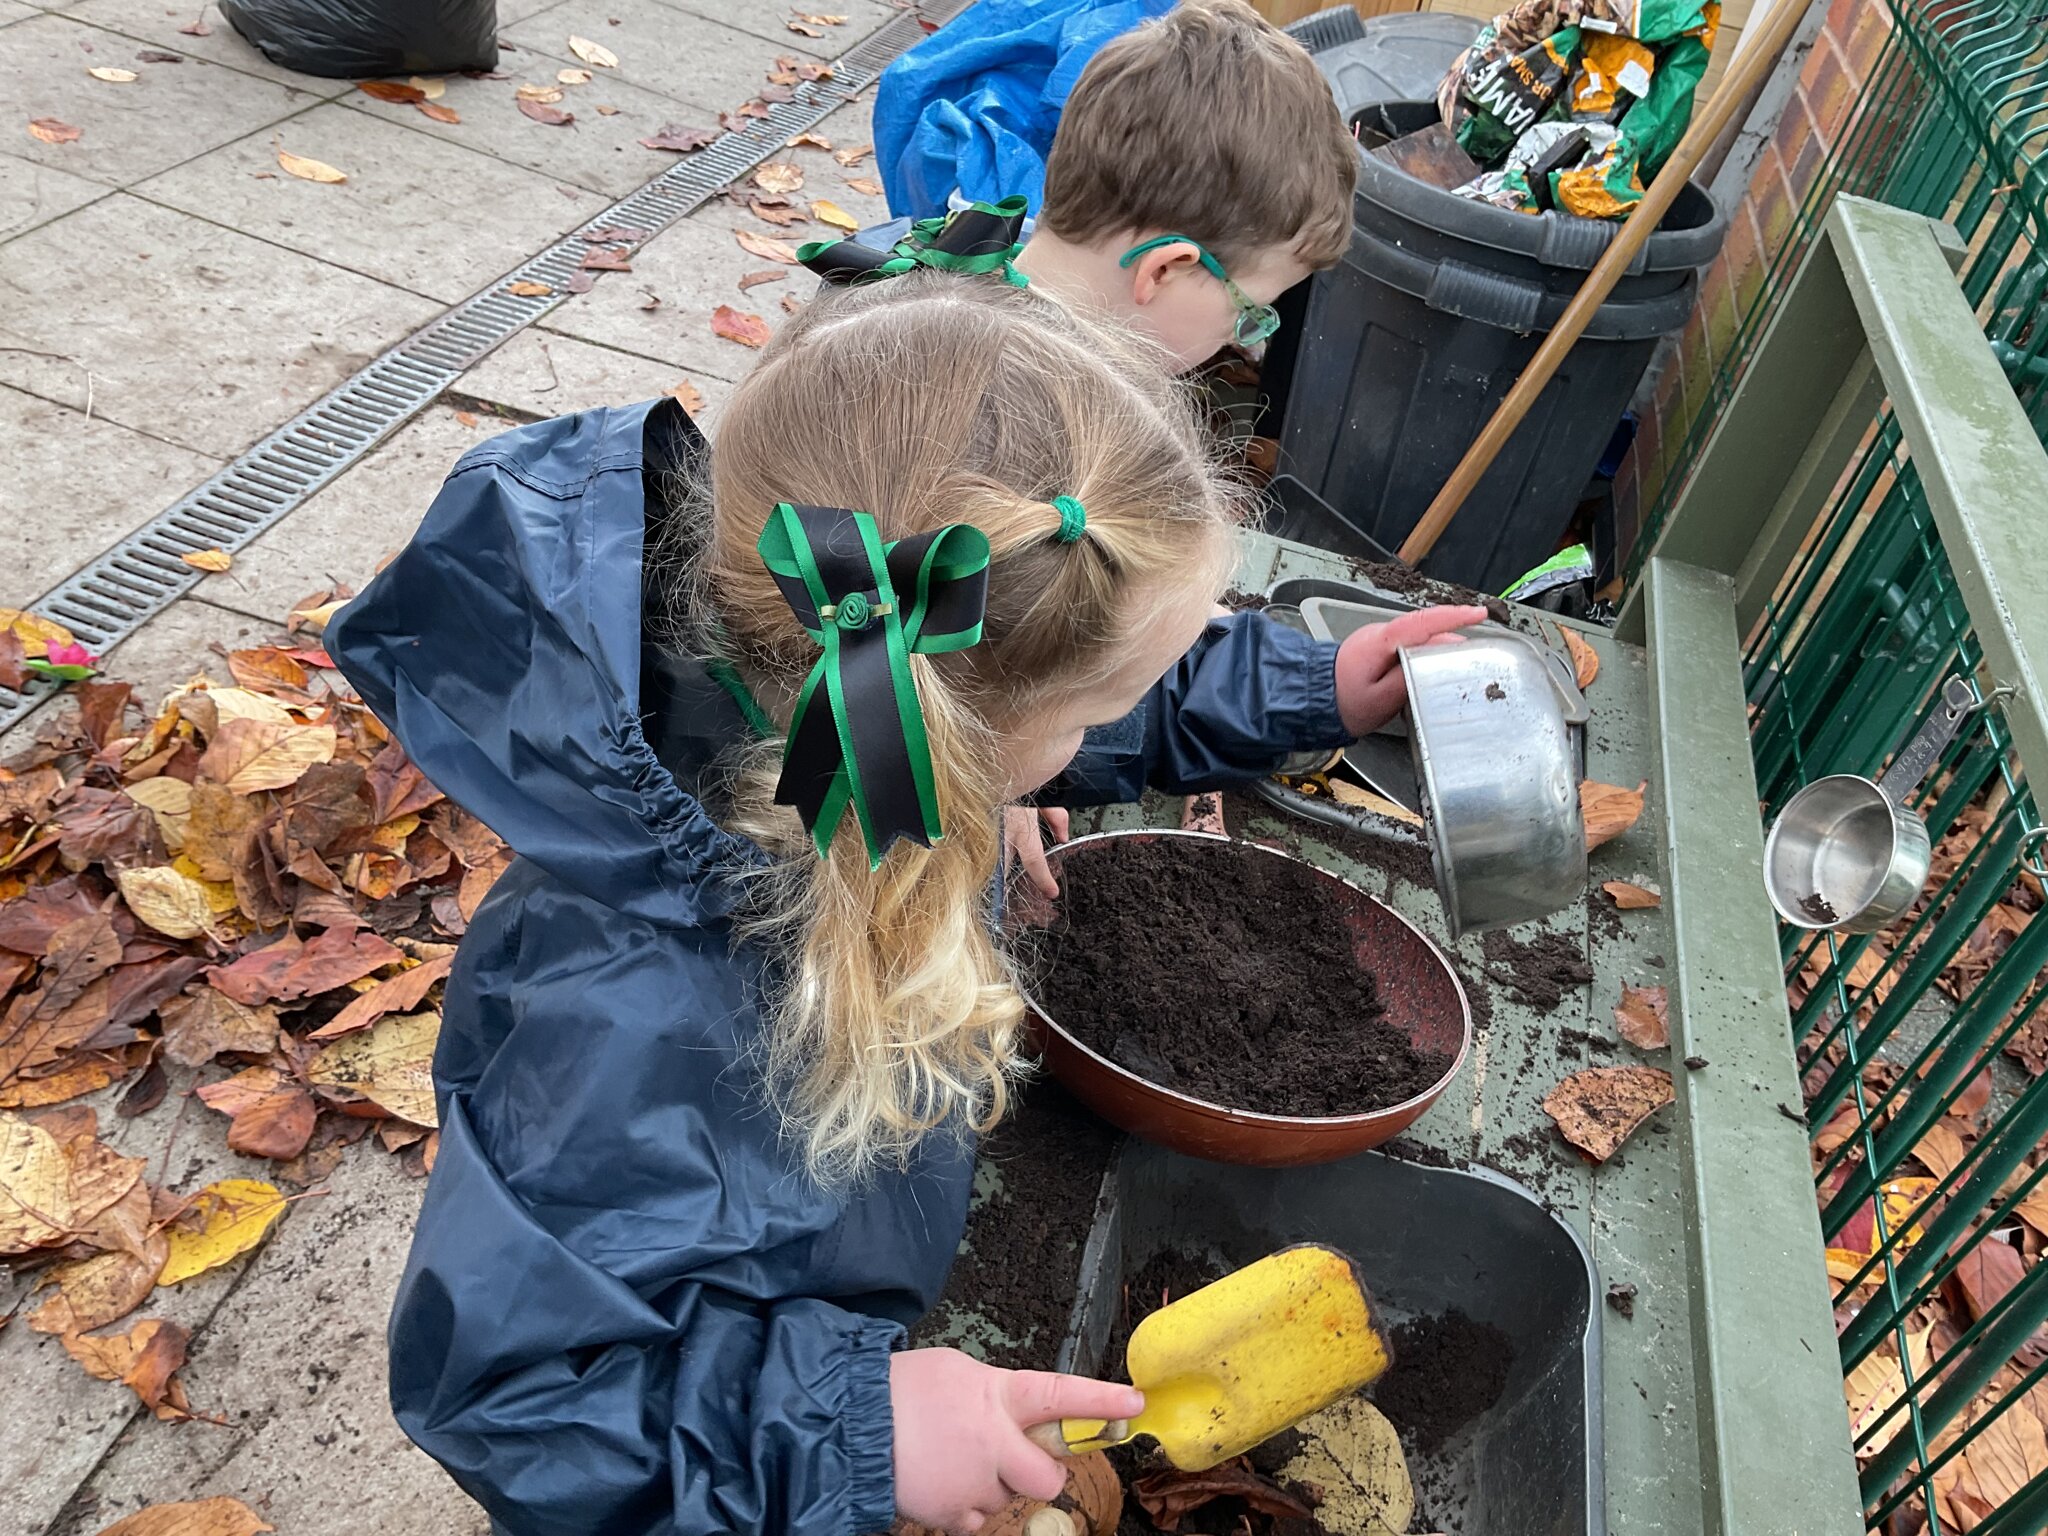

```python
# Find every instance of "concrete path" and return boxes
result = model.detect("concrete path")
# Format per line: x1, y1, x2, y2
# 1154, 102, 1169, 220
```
1, 2, 903, 1530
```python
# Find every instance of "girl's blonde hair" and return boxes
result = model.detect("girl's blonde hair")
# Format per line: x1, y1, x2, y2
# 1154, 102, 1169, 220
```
666, 271, 1240, 1184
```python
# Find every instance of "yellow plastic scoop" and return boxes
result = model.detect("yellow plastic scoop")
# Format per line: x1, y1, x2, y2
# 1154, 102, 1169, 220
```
1031, 1244, 1391, 1472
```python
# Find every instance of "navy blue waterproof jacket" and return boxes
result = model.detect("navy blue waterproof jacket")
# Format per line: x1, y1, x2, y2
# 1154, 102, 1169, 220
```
327, 398, 1351, 1536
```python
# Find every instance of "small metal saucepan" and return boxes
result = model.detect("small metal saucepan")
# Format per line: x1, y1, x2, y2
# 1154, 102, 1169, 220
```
1764, 675, 1979, 932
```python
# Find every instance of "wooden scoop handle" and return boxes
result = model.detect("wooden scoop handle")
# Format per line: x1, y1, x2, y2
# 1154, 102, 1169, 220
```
1026, 1419, 1130, 1458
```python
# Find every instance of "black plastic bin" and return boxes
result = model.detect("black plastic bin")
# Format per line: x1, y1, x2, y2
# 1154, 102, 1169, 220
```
1267, 24, 1725, 594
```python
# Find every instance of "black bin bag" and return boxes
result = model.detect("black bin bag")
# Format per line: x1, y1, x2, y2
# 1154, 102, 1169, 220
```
220, 0, 498, 78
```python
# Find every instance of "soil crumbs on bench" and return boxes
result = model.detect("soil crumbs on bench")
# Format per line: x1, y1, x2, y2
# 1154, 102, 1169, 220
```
1032, 837, 1450, 1117
1480, 928, 1593, 1015
907, 1084, 1116, 1371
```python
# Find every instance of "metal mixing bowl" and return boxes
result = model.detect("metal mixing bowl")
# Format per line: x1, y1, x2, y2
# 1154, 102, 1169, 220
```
1401, 634, 1587, 936
1019, 830, 1472, 1167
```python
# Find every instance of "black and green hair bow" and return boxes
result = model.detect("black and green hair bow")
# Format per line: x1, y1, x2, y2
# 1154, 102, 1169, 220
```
759, 502, 991, 867
798, 195, 1030, 289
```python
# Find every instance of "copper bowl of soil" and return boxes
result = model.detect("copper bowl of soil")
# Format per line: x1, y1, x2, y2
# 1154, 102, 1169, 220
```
1017, 829, 1471, 1167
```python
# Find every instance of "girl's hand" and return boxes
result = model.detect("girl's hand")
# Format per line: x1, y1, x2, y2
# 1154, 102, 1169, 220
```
1334, 604, 1491, 738
1002, 805, 1071, 899
890, 1348, 1144, 1533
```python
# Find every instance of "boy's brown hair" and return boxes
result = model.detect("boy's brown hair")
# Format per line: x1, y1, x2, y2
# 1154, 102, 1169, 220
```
1037, 0, 1358, 270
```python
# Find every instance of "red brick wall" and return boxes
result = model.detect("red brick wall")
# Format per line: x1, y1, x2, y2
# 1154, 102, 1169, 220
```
1615, 0, 1903, 569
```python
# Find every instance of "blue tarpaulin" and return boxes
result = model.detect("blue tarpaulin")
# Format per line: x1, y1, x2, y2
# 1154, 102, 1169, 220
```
873, 0, 1175, 219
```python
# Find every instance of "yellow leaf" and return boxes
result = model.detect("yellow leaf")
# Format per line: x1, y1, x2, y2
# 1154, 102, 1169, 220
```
503, 281, 552, 298
92, 1498, 275, 1536
752, 161, 804, 196
568, 34, 619, 68
169, 855, 241, 915
557, 67, 593, 85
197, 718, 336, 793
179, 548, 232, 572
157, 1179, 287, 1285
115, 865, 220, 940
0, 1111, 145, 1253
810, 198, 858, 232
204, 685, 295, 729
276, 147, 347, 183
308, 1010, 442, 1126
124, 777, 193, 850
0, 607, 77, 658
409, 75, 446, 99
88, 66, 139, 82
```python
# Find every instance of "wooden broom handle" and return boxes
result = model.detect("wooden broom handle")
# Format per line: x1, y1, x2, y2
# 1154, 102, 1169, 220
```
1396, 0, 1820, 566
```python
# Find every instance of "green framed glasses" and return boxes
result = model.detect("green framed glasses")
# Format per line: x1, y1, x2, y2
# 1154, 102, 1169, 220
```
1119, 233, 1282, 347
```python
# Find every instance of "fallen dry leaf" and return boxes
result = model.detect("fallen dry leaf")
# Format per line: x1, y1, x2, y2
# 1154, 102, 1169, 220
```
28, 118, 84, 145
1963, 1391, 2048, 1505
1602, 879, 1661, 909
1582, 779, 1647, 853
178, 15, 212, 35
793, 9, 847, 19
62, 1316, 190, 1418
505, 280, 553, 298
640, 121, 717, 152
1558, 625, 1600, 689
832, 141, 873, 167
410, 75, 445, 99
711, 304, 771, 348
92, 1499, 274, 1536
580, 246, 632, 272
207, 926, 402, 1008
846, 175, 883, 197
557, 66, 594, 85
752, 161, 804, 195
308, 952, 452, 1039
227, 645, 310, 696
198, 719, 336, 794
1912, 1118, 1969, 1182
196, 1064, 316, 1160
1134, 1463, 1315, 1533
568, 34, 619, 68
668, 380, 706, 413
308, 1008, 440, 1125
356, 80, 426, 104
787, 131, 832, 150
1846, 1322, 1933, 1456
0, 606, 76, 657
157, 1178, 286, 1285
88, 66, 139, 82
160, 988, 279, 1068
811, 198, 857, 231
276, 147, 346, 183
1613, 984, 1669, 1051
749, 196, 810, 227
734, 228, 799, 264
787, 20, 824, 36
517, 98, 574, 127
178, 548, 232, 573
596, 104, 620, 115
1542, 1065, 1673, 1162
114, 866, 220, 942
416, 101, 461, 124
515, 82, 565, 103
28, 1234, 168, 1335
0, 1110, 144, 1252
138, 50, 185, 63
780, 293, 802, 315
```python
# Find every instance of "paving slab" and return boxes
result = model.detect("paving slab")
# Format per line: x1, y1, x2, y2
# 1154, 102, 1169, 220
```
0, 1076, 259, 1536
44, 1146, 485, 1536
0, 193, 442, 460
1, 2, 39, 26
0, 148, 108, 240
137, 100, 608, 303
97, 595, 279, 717
664, 0, 900, 52
501, 0, 810, 117
0, 12, 319, 189
335, 51, 725, 201
189, 406, 480, 624
60, 0, 359, 96
457, 329, 730, 425
0, 383, 222, 608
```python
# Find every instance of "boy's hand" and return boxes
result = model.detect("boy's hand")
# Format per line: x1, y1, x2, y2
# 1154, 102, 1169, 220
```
891, 1348, 1144, 1533
1334, 604, 1491, 738
1003, 805, 1071, 899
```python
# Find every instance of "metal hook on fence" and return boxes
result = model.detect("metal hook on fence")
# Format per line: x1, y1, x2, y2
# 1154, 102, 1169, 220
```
2019, 825, 2048, 881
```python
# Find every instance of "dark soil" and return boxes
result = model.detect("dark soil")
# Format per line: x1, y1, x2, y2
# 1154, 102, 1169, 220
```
907, 1084, 1117, 1370
1032, 837, 1452, 1117
1348, 558, 1513, 628
1480, 928, 1593, 1014
1221, 588, 1271, 612
1483, 682, 1505, 701
1371, 1308, 1515, 1456
1799, 891, 1840, 925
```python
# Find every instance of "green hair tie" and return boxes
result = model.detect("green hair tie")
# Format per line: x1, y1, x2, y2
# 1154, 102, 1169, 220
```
1051, 495, 1087, 543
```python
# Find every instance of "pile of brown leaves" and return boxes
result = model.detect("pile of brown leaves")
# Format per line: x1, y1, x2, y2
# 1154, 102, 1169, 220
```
1, 602, 506, 1420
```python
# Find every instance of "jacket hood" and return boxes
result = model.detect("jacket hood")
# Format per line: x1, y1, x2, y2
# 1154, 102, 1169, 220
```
329, 398, 762, 928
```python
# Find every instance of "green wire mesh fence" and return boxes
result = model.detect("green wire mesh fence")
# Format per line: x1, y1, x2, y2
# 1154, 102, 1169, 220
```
1654, 3, 2048, 1531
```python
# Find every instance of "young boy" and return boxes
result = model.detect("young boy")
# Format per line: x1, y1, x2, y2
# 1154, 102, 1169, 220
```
1018, 0, 1359, 369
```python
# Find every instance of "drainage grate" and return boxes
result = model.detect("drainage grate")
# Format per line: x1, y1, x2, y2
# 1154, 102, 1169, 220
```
0, 0, 967, 737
